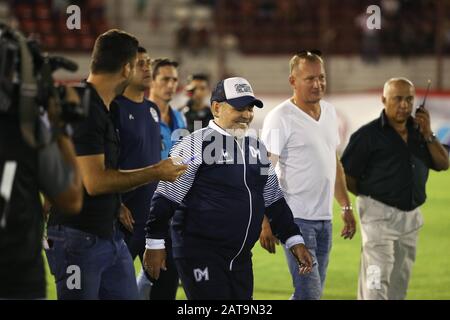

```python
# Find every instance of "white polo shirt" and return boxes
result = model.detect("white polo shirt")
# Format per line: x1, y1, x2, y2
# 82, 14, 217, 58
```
261, 99, 340, 220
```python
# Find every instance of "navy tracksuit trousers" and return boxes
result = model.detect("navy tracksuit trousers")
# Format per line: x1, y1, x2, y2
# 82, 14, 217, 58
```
174, 250, 253, 300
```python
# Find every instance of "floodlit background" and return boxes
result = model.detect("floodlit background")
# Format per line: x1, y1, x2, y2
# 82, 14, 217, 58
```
2, 0, 449, 299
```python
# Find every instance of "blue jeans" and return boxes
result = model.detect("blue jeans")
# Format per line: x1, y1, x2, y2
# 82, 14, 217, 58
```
45, 225, 138, 300
283, 218, 332, 300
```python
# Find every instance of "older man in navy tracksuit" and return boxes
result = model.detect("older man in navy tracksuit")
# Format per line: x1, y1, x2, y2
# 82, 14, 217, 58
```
143, 77, 313, 300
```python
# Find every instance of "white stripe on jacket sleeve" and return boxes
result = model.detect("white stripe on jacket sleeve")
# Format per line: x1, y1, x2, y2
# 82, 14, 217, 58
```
262, 162, 285, 208
155, 128, 211, 204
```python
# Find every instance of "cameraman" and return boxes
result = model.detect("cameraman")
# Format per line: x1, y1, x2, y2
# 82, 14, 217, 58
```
46, 29, 187, 300
0, 94, 83, 299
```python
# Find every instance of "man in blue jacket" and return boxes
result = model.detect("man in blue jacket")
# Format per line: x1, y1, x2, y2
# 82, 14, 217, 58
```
149, 58, 187, 160
143, 77, 313, 300
147, 57, 186, 299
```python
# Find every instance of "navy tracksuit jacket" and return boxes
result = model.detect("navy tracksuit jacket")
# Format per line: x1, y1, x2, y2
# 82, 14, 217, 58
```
145, 122, 303, 298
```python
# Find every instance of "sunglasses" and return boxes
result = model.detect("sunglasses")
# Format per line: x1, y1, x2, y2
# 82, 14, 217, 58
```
295, 50, 323, 57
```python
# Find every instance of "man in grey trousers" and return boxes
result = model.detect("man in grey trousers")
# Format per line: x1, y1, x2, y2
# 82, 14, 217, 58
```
341, 77, 449, 299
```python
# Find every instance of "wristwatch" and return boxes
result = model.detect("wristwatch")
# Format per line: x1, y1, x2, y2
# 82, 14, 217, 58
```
425, 133, 437, 144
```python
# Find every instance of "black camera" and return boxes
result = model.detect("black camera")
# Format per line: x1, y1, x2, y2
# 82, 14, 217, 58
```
0, 22, 88, 147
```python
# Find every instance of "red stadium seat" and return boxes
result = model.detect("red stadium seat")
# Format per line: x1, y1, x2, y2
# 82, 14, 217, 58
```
35, 3, 51, 20
92, 18, 109, 35
37, 19, 53, 35
56, 18, 72, 34
61, 35, 78, 50
19, 19, 36, 35
42, 34, 59, 51
15, 4, 33, 20
80, 35, 95, 51
79, 21, 92, 35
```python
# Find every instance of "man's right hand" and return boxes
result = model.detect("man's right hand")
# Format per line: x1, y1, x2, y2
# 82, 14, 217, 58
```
153, 158, 188, 182
259, 216, 279, 254
143, 248, 167, 280
118, 203, 134, 233
290, 243, 313, 274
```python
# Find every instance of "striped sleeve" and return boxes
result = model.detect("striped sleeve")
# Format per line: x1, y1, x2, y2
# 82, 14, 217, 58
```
154, 128, 208, 204
263, 162, 285, 207
145, 129, 210, 240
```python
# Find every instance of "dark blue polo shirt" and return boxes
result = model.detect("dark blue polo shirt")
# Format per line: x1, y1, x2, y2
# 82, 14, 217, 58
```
112, 95, 161, 225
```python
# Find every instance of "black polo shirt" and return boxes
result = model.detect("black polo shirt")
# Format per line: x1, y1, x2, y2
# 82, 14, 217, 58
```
341, 110, 438, 211
182, 99, 214, 133
48, 82, 121, 238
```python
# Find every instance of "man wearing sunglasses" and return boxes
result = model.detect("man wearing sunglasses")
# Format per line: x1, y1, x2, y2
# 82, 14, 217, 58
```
261, 51, 357, 300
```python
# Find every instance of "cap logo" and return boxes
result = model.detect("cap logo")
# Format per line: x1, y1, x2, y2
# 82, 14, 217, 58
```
234, 83, 252, 94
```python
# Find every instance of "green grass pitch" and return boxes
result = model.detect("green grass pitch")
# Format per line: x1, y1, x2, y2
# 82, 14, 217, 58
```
44, 170, 450, 300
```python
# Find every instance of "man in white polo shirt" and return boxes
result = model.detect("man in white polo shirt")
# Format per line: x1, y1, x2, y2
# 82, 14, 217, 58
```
260, 51, 357, 300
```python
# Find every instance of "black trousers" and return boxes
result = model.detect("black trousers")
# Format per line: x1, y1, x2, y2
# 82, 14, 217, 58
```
174, 251, 253, 300
121, 224, 179, 300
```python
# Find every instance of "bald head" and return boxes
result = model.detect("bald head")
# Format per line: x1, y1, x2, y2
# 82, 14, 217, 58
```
383, 78, 415, 98
382, 77, 415, 124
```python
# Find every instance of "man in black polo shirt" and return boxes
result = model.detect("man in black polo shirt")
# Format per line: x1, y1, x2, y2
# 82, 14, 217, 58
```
341, 77, 449, 300
46, 30, 187, 300
182, 73, 213, 133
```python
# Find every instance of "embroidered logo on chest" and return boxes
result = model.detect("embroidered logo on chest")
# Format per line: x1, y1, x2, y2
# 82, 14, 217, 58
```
150, 107, 159, 123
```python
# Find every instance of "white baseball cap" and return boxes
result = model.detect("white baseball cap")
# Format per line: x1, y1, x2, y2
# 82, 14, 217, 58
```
210, 77, 263, 109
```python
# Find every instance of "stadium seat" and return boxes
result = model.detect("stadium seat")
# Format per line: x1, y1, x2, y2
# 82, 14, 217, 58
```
35, 3, 51, 20
42, 34, 59, 50
15, 4, 33, 20
37, 19, 53, 35
19, 19, 36, 34
61, 35, 78, 50
80, 35, 95, 51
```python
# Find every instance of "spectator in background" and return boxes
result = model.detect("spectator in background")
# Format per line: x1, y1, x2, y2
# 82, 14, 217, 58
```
150, 0, 162, 30
182, 73, 213, 132
379, 0, 401, 55
87, 0, 106, 21
190, 21, 211, 56
276, 0, 298, 24
175, 19, 192, 56
381, 0, 401, 16
258, 0, 276, 22
355, 11, 380, 64
444, 20, 450, 52
240, 0, 257, 32
51, 0, 70, 17
135, 0, 148, 19
399, 19, 416, 59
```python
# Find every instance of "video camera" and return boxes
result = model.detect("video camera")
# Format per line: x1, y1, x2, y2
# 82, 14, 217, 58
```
0, 22, 88, 148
